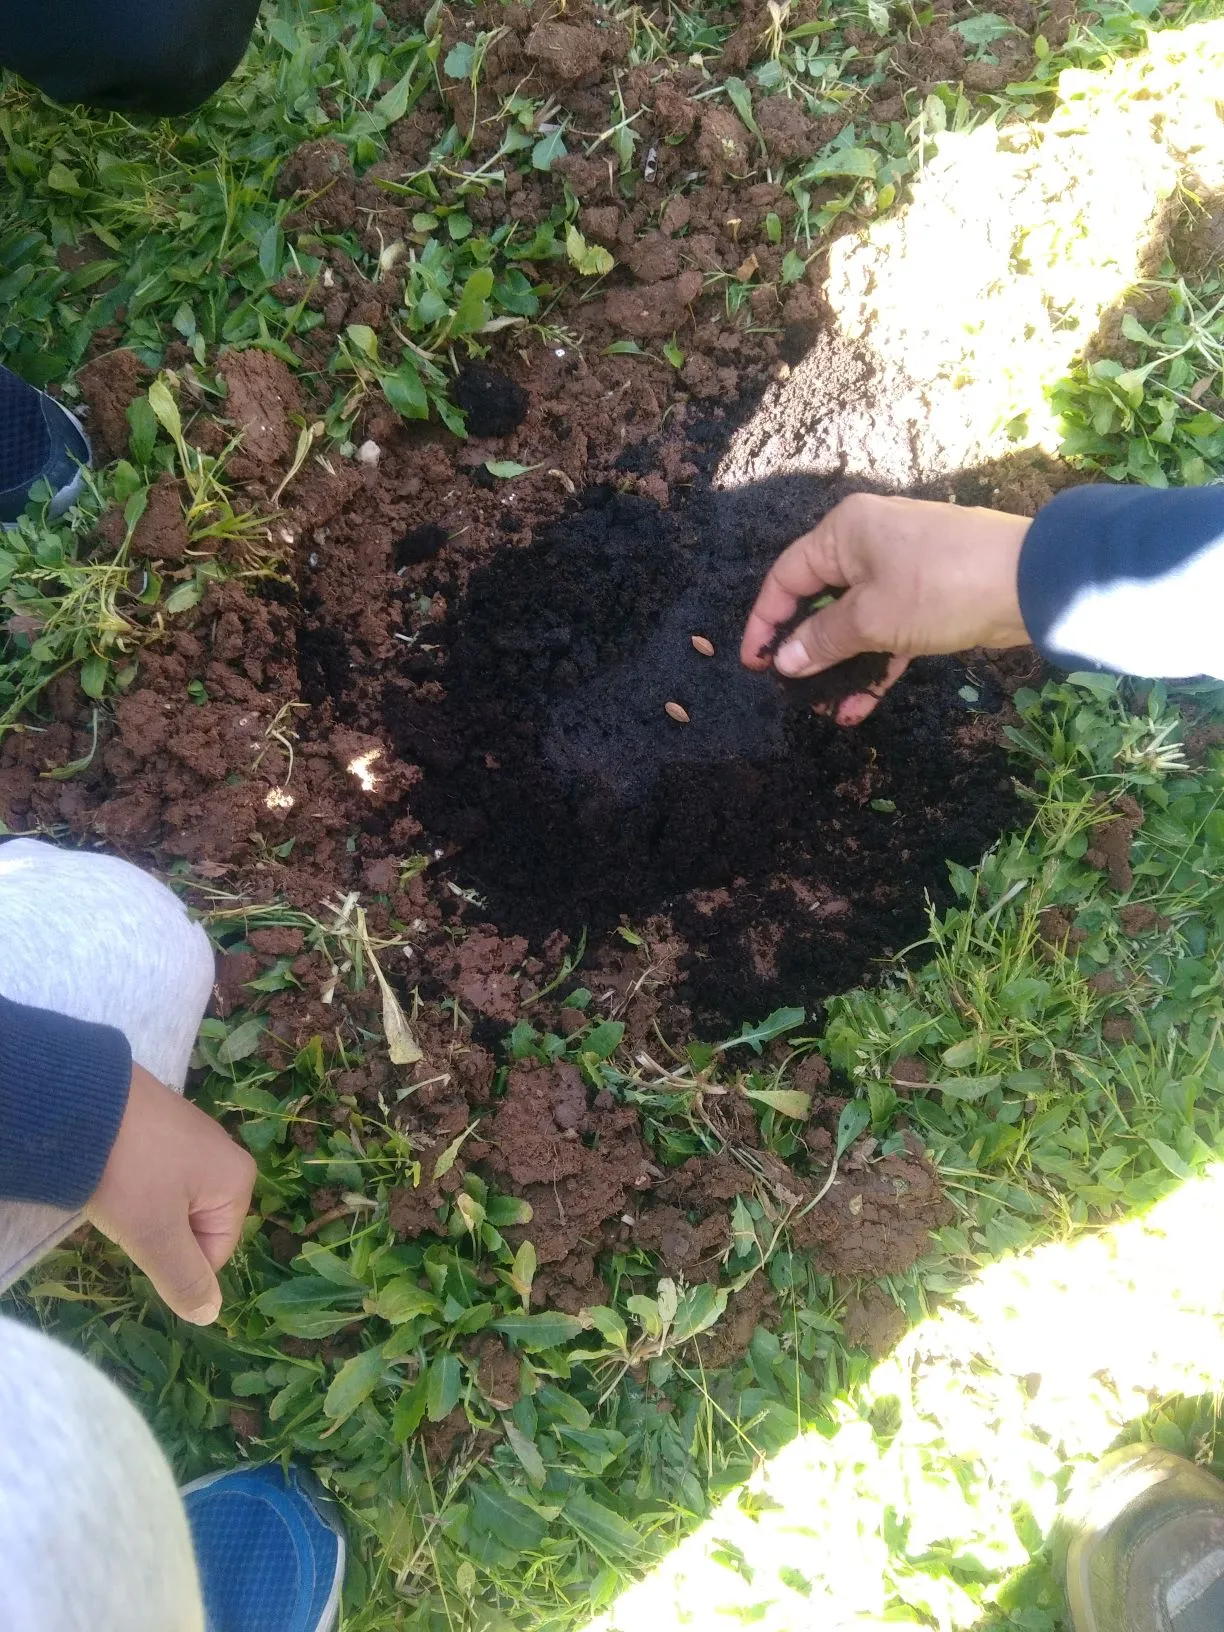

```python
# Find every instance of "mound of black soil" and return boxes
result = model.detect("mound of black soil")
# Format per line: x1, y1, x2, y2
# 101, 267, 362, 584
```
384, 472, 1022, 1028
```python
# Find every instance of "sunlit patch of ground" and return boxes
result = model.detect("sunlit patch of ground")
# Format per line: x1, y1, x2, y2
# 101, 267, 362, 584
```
722, 19, 1224, 491
588, 1164, 1224, 1629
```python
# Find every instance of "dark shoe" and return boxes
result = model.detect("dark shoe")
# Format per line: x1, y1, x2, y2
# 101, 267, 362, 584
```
0, 364, 90, 525
1055, 1444, 1224, 1631
181, 1462, 346, 1632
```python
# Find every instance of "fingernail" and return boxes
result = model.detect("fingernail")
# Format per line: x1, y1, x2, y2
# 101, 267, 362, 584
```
184, 1299, 221, 1326
775, 639, 809, 676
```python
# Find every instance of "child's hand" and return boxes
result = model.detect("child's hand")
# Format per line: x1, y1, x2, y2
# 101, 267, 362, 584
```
741, 493, 1032, 724
87, 1064, 256, 1324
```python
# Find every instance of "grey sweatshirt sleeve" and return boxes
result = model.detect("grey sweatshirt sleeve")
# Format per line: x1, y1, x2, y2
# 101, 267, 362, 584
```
0, 994, 131, 1208
1018, 483, 1224, 678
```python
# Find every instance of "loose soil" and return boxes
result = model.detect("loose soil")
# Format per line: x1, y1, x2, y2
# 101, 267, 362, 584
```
0, 0, 1100, 1398
384, 458, 1023, 1026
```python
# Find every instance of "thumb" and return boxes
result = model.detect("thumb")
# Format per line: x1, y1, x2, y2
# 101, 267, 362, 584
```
130, 1218, 222, 1326
773, 591, 867, 678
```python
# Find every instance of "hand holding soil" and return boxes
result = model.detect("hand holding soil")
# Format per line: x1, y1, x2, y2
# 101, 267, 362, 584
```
742, 494, 1032, 725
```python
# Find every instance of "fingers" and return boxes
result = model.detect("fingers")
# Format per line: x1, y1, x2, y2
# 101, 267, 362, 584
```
190, 1156, 256, 1274
771, 589, 868, 678
830, 656, 910, 727
130, 1217, 222, 1326
740, 522, 847, 669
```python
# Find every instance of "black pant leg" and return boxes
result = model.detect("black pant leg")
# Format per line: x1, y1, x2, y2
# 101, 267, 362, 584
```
0, 0, 262, 116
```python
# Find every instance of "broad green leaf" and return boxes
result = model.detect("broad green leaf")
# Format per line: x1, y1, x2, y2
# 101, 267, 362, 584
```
936, 1074, 1004, 1101
718, 1006, 805, 1054
79, 654, 108, 700
509, 1240, 536, 1306
126, 397, 158, 464
582, 1019, 625, 1060
298, 1243, 365, 1289
656, 1278, 679, 1327
781, 248, 808, 284
804, 146, 878, 180
454, 1192, 485, 1235
393, 1372, 429, 1442
503, 1418, 546, 1487
147, 377, 182, 443
1067, 671, 1122, 697
450, 266, 494, 337
730, 1195, 758, 1259
164, 579, 202, 615
381, 363, 429, 420
449, 1300, 494, 1335
671, 1283, 728, 1344
369, 63, 419, 128
564, 1490, 641, 1558
47, 162, 84, 194
565, 225, 614, 277
532, 129, 567, 170
364, 1278, 440, 1324
743, 1087, 812, 1118
443, 41, 474, 78
255, 1277, 361, 1339
217, 1017, 266, 1064
344, 323, 379, 361
941, 1036, 980, 1069
835, 1098, 871, 1157
724, 76, 762, 142
469, 1483, 549, 1552
324, 1344, 387, 1420
952, 11, 1017, 44
582, 1305, 628, 1349
494, 1311, 585, 1351
426, 1351, 462, 1421
1148, 1138, 1193, 1179
484, 460, 539, 479
485, 1194, 533, 1227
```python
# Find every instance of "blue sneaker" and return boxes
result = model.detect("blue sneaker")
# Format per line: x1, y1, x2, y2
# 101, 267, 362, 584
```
181, 1463, 346, 1632
0, 363, 90, 525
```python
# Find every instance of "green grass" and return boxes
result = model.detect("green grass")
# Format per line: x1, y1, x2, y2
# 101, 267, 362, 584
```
7, 1, 1224, 1627
1054, 270, 1224, 485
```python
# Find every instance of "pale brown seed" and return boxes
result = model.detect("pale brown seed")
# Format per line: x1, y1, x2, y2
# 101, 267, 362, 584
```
690, 635, 715, 657
665, 701, 690, 724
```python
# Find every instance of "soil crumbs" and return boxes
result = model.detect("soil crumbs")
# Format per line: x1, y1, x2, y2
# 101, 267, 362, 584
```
386, 463, 1022, 1026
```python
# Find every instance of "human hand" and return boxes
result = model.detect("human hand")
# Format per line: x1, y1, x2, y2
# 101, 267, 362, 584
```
87, 1064, 256, 1325
741, 493, 1032, 724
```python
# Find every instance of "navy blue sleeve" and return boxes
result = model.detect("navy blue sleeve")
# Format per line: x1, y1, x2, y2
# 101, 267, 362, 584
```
0, 994, 131, 1209
1018, 484, 1224, 679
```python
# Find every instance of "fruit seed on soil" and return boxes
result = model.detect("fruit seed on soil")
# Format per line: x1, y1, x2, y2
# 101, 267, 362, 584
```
665, 701, 690, 723
690, 635, 715, 657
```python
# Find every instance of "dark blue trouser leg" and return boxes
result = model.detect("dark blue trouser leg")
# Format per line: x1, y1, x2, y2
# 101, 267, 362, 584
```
0, 0, 262, 116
